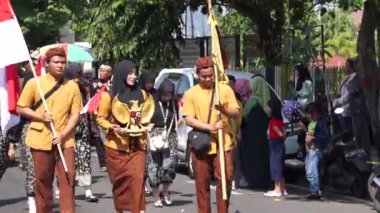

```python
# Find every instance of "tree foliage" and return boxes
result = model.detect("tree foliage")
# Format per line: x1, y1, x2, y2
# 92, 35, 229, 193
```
12, 0, 82, 49
282, 9, 358, 65
188, 0, 363, 65
73, 0, 186, 69
217, 8, 255, 36
11, 0, 365, 68
323, 11, 357, 59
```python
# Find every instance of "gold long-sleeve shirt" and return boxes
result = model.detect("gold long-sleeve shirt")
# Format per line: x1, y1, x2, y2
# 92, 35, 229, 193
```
96, 92, 154, 152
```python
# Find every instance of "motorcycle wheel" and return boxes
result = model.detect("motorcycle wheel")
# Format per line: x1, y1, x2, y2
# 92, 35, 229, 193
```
368, 172, 380, 212
348, 166, 367, 198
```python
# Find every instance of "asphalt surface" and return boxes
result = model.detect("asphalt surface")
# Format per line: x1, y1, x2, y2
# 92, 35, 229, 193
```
0, 153, 376, 213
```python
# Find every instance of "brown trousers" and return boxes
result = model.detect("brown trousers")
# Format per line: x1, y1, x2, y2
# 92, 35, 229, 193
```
105, 147, 146, 213
32, 147, 76, 213
191, 150, 234, 213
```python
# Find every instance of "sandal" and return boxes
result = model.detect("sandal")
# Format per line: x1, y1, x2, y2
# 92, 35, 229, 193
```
163, 196, 172, 206
263, 191, 282, 197
55, 190, 60, 199
153, 200, 163, 208
85, 195, 99, 203
145, 186, 152, 197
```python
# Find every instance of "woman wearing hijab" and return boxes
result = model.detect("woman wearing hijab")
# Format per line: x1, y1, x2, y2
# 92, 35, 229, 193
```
139, 69, 157, 196
140, 69, 157, 97
97, 60, 155, 213
293, 64, 313, 108
235, 79, 252, 105
240, 76, 271, 189
147, 79, 178, 208
65, 64, 99, 202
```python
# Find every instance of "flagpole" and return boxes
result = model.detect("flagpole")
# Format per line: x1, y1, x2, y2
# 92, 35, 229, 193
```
28, 58, 68, 172
6, 0, 68, 172
207, 0, 228, 200
213, 58, 228, 200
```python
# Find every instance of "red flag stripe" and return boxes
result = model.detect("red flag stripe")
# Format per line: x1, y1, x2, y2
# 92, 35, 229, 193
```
36, 55, 45, 76
5, 64, 19, 114
0, 0, 13, 22
88, 86, 106, 113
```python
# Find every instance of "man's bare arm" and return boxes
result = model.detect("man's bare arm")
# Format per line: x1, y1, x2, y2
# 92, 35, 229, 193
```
16, 106, 52, 123
184, 116, 223, 133
185, 116, 211, 132
60, 112, 80, 139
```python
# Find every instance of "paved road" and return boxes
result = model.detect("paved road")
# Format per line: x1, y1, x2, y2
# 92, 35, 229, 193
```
0, 154, 376, 213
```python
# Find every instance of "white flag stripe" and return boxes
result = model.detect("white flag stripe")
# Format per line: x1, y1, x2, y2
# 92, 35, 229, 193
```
0, 18, 30, 67
80, 96, 93, 114
0, 67, 19, 134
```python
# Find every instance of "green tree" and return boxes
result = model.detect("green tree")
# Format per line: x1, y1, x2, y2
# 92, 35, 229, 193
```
73, 0, 186, 69
356, 0, 380, 148
12, 0, 82, 49
218, 9, 255, 36
323, 11, 357, 59
216, 8, 258, 68
71, 0, 364, 68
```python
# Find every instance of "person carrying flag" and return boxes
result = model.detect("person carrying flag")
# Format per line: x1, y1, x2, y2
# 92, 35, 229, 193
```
17, 47, 82, 213
183, 57, 240, 213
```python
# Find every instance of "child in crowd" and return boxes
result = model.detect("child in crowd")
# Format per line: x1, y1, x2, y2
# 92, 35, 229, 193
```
264, 99, 286, 197
304, 102, 330, 200
305, 120, 317, 152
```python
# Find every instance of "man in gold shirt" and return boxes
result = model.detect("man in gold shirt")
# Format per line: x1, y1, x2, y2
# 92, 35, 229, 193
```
183, 57, 240, 213
17, 47, 82, 213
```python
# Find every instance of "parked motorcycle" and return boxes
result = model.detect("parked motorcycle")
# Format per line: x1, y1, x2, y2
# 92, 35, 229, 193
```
321, 130, 370, 197
367, 163, 380, 212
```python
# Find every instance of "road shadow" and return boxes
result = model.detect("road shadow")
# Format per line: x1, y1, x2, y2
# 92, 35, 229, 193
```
171, 200, 194, 206
282, 184, 375, 210
175, 164, 188, 175
0, 197, 25, 208
93, 195, 114, 200
146, 199, 193, 207
169, 190, 196, 198
74, 193, 107, 201
90, 175, 106, 184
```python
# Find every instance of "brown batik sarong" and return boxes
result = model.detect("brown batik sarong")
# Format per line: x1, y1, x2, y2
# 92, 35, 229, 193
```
105, 147, 146, 213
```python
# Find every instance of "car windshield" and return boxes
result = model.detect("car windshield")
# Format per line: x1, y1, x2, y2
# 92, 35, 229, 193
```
156, 73, 191, 96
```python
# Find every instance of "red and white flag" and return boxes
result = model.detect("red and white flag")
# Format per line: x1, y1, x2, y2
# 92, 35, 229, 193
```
80, 86, 106, 114
0, 65, 20, 133
0, 0, 31, 133
0, 0, 30, 67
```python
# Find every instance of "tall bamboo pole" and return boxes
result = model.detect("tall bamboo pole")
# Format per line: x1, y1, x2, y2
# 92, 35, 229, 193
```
207, 0, 227, 200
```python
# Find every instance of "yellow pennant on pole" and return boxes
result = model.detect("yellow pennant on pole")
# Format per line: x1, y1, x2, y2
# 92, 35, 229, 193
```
207, 1, 228, 200
208, 9, 229, 83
